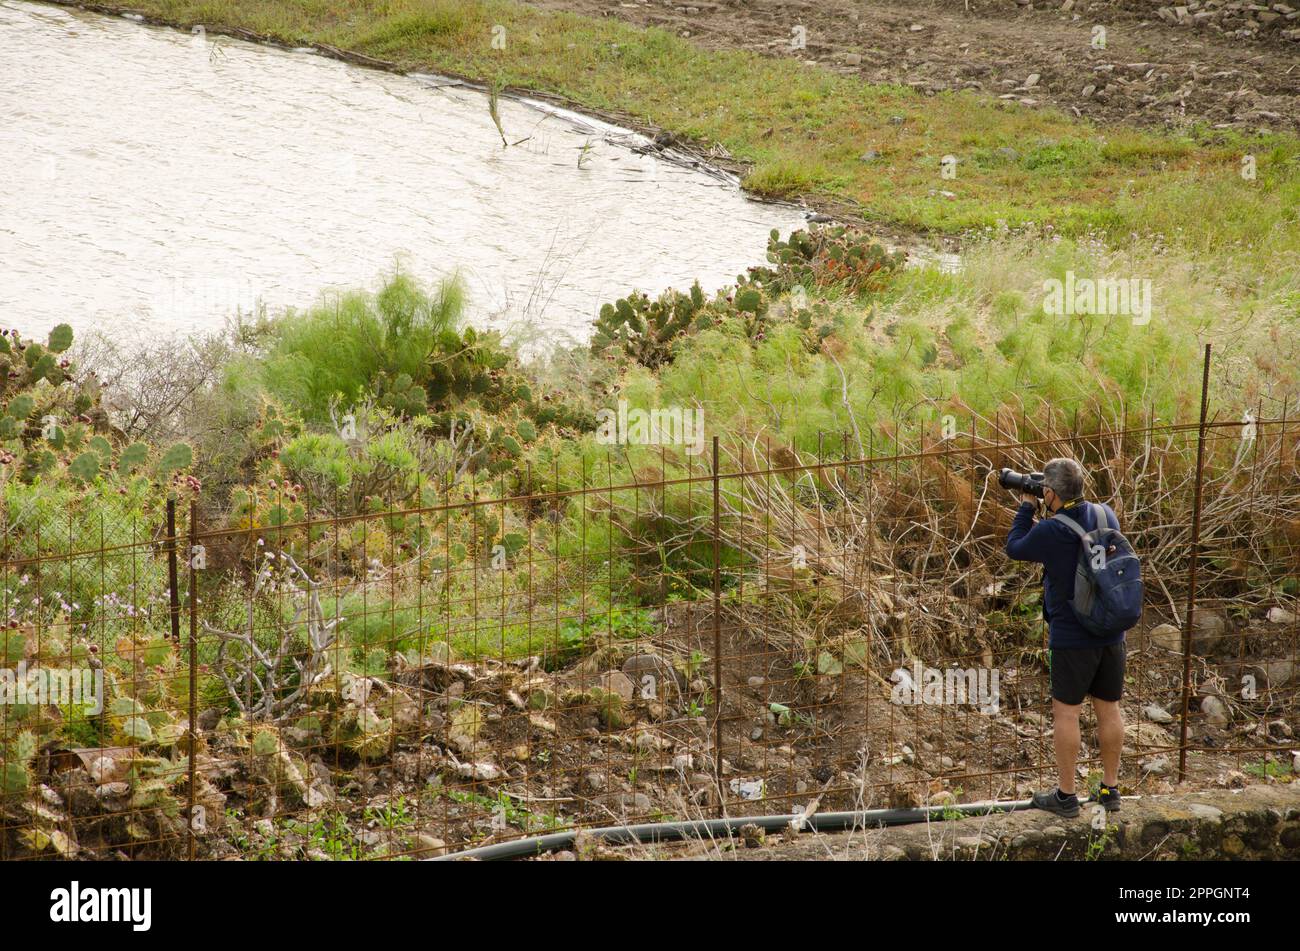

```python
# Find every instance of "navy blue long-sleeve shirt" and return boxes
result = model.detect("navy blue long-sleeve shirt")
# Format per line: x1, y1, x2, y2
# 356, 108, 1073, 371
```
1005, 499, 1126, 649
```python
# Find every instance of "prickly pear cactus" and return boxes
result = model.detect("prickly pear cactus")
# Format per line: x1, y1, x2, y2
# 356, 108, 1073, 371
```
0, 729, 38, 798
591, 280, 714, 368
746, 226, 904, 295
157, 442, 194, 478
0, 323, 197, 488
0, 324, 74, 403
376, 371, 428, 417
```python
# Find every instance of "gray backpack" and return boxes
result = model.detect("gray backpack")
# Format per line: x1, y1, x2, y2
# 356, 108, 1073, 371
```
1053, 503, 1144, 637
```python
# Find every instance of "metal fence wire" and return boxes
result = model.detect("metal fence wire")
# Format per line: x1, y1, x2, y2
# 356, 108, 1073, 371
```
1, 376, 1296, 859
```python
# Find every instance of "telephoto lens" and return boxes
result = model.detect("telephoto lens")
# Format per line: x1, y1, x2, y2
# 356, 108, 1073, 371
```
998, 468, 1045, 499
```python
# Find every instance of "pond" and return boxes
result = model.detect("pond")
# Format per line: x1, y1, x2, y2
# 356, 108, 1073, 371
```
0, 0, 808, 347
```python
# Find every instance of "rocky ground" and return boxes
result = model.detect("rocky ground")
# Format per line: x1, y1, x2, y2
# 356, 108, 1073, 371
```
9, 598, 1293, 860
526, 0, 1300, 132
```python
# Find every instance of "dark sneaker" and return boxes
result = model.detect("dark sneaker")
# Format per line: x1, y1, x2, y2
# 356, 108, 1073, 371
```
1031, 787, 1080, 818
1096, 783, 1121, 813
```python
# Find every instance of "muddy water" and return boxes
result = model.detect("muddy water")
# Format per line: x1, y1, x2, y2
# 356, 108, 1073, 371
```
0, 1, 807, 346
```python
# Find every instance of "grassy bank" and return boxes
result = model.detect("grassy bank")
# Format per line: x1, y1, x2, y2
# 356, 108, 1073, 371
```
62, 0, 1300, 262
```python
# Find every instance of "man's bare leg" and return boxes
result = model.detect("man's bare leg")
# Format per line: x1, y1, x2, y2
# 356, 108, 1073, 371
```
1052, 699, 1082, 794
1093, 698, 1123, 787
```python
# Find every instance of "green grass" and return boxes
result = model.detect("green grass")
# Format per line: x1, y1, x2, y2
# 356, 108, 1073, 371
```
93, 0, 1300, 263
1242, 758, 1294, 781
641, 231, 1299, 459
255, 271, 464, 423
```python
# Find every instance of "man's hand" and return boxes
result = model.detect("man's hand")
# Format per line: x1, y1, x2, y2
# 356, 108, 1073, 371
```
1021, 493, 1039, 506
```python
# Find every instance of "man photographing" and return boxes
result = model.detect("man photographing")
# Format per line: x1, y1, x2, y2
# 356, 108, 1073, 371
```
1004, 458, 1133, 818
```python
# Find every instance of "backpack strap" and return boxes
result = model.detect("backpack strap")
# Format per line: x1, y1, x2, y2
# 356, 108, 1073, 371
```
1054, 503, 1116, 537
1052, 507, 1091, 541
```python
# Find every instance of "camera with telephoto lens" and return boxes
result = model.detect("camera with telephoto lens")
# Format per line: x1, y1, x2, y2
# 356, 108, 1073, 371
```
998, 468, 1045, 499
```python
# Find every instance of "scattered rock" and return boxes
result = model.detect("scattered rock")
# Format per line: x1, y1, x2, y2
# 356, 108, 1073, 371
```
1127, 720, 1175, 747
615, 792, 652, 813
1186, 803, 1223, 823
599, 670, 636, 703
1143, 704, 1174, 724
632, 731, 671, 753
1191, 610, 1228, 653
455, 760, 500, 781
1266, 606, 1297, 625
528, 713, 557, 733
1261, 660, 1296, 686
1142, 755, 1172, 776
412, 834, 447, 857
1219, 770, 1249, 788
1200, 695, 1230, 727
1147, 622, 1183, 652
1264, 719, 1292, 739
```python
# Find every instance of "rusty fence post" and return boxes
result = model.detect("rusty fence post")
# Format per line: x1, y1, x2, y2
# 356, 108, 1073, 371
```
1177, 344, 1213, 782
167, 499, 181, 643
187, 499, 199, 859
711, 435, 724, 817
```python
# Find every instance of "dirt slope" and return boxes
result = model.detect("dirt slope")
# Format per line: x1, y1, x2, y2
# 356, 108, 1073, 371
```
527, 0, 1300, 131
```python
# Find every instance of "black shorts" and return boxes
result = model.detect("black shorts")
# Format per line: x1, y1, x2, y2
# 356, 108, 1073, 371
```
1050, 642, 1126, 705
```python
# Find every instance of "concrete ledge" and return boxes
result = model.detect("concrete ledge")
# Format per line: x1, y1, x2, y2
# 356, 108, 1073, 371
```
706, 784, 1300, 860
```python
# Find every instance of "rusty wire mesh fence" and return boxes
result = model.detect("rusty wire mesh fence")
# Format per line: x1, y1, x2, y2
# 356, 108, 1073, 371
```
1, 404, 1296, 859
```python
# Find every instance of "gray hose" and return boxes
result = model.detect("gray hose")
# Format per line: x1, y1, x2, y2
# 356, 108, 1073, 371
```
427, 798, 1035, 861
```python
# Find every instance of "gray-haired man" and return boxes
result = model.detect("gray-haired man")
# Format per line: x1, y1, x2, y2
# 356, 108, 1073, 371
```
1005, 458, 1125, 817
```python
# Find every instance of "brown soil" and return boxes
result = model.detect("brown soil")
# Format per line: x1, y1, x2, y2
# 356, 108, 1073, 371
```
526, 0, 1300, 132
